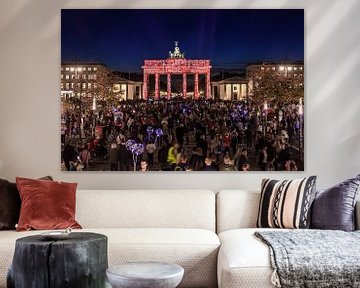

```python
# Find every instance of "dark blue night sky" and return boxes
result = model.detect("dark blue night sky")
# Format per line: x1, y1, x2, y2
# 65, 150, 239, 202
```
61, 9, 304, 72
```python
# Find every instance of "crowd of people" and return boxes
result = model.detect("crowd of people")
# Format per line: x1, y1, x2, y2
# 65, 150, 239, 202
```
61, 98, 303, 171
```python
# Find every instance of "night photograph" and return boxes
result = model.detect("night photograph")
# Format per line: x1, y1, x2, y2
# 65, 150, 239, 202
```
61, 9, 304, 172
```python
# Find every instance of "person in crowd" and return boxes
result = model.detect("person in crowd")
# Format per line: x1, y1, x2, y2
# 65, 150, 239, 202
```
285, 159, 298, 171
235, 148, 248, 171
167, 141, 179, 170
63, 142, 78, 171
79, 145, 91, 170
278, 143, 292, 170
197, 134, 208, 157
140, 159, 149, 172
145, 141, 156, 167
220, 155, 237, 171
61, 123, 67, 144
189, 147, 205, 171
222, 132, 231, 156
258, 145, 268, 171
230, 128, 238, 156
245, 127, 253, 148
202, 156, 217, 171
118, 139, 130, 171
174, 153, 192, 171
109, 142, 118, 171
158, 137, 170, 170
241, 163, 251, 171
175, 123, 185, 148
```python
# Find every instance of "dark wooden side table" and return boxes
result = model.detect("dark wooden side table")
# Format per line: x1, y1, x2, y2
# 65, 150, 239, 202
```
7, 232, 108, 288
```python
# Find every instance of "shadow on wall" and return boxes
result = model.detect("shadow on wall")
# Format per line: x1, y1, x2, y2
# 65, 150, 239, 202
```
307, 0, 360, 150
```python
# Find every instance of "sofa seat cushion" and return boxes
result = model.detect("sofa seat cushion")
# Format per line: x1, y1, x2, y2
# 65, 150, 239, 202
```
218, 228, 281, 288
0, 228, 219, 288
100, 228, 220, 288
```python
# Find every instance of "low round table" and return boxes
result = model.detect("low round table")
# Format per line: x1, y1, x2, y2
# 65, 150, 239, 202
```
7, 232, 108, 288
106, 262, 184, 288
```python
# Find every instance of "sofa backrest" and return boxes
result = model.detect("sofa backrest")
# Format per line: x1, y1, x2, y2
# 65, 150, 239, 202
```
76, 190, 216, 231
216, 190, 260, 233
216, 190, 360, 233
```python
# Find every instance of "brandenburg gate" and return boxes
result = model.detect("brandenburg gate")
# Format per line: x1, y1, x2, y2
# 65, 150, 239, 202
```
142, 42, 212, 99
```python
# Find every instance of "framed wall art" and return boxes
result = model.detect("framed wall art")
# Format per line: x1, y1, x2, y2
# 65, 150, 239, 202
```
61, 9, 304, 172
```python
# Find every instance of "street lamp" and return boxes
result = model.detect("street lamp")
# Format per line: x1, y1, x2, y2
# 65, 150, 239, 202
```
75, 67, 83, 143
298, 98, 303, 166
92, 95, 97, 137
263, 101, 268, 136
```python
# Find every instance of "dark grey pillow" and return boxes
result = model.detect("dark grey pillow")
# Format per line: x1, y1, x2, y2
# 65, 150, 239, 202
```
311, 175, 360, 231
0, 179, 20, 230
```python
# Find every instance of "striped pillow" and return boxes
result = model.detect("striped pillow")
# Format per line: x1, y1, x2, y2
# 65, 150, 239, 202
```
257, 176, 317, 229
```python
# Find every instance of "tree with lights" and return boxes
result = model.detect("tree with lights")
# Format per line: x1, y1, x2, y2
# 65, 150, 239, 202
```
250, 69, 304, 108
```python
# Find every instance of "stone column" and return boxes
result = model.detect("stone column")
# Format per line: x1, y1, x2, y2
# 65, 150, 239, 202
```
206, 71, 211, 99
167, 73, 171, 99
143, 72, 148, 100
194, 73, 199, 99
183, 73, 187, 98
155, 73, 160, 99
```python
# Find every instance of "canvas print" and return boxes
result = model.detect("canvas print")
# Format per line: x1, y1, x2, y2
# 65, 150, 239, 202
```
61, 9, 304, 172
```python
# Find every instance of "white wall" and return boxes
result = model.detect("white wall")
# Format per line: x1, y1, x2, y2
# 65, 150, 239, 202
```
0, 0, 359, 190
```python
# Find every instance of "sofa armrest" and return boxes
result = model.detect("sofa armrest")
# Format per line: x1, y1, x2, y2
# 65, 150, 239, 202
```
356, 200, 360, 230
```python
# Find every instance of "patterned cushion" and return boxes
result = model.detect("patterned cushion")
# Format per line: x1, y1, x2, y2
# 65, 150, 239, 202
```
257, 176, 317, 229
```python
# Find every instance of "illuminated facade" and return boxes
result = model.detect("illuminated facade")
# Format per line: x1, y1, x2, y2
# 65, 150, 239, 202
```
61, 62, 108, 100
61, 63, 143, 102
111, 74, 143, 101
211, 76, 248, 101
142, 42, 212, 99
